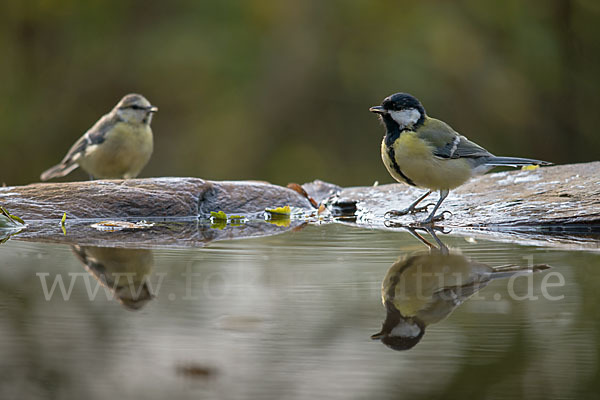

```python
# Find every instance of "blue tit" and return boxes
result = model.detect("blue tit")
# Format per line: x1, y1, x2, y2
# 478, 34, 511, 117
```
41, 94, 157, 181
371, 246, 549, 351
72, 245, 154, 310
370, 93, 552, 224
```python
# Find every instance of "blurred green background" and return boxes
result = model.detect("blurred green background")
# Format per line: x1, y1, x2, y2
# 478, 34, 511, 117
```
1, 0, 599, 187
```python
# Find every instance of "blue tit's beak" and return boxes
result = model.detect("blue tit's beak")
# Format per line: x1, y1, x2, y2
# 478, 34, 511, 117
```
369, 106, 386, 114
148, 106, 158, 113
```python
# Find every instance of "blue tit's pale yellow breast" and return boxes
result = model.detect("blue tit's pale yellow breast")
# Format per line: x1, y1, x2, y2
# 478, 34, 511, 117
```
78, 121, 153, 179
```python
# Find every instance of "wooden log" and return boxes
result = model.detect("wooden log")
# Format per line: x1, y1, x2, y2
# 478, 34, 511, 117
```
316, 162, 600, 250
0, 178, 313, 220
1, 162, 598, 249
328, 161, 600, 227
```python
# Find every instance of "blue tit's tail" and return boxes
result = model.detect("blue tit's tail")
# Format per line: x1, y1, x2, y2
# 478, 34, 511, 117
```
488, 264, 550, 280
483, 156, 553, 167
40, 161, 79, 181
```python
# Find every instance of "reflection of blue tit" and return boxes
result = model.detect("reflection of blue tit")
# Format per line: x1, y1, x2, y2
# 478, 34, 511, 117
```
370, 93, 551, 223
72, 246, 154, 310
41, 94, 157, 181
372, 249, 549, 351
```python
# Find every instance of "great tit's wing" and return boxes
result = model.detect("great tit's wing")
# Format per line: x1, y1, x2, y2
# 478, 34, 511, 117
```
418, 118, 492, 159
435, 135, 492, 159
59, 113, 118, 164
416, 281, 488, 325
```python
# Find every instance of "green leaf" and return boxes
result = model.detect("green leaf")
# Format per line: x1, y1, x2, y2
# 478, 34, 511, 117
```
265, 206, 291, 220
0, 206, 25, 226
210, 211, 227, 220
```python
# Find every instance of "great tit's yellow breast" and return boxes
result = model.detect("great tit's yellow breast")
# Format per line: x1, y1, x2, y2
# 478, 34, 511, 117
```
383, 253, 483, 317
380, 139, 397, 179
78, 122, 153, 179
389, 132, 472, 190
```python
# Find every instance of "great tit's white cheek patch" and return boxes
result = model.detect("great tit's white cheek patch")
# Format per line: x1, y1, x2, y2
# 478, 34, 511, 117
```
390, 321, 421, 338
389, 108, 421, 128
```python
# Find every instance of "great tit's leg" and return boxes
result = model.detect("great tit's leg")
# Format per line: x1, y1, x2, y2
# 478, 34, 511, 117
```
406, 227, 435, 249
407, 190, 434, 212
88, 174, 95, 181
406, 227, 450, 254
385, 190, 433, 218
421, 189, 450, 224
426, 227, 450, 254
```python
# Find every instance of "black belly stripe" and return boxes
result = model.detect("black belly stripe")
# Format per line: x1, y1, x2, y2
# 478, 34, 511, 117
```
386, 146, 416, 186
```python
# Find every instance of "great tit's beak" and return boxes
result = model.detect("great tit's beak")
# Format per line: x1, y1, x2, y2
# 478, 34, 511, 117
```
371, 331, 383, 340
369, 106, 386, 114
148, 106, 158, 113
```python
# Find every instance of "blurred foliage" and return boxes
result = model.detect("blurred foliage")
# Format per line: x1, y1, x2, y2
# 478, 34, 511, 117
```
1, 0, 599, 186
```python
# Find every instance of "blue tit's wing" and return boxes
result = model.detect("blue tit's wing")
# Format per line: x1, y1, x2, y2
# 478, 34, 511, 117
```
60, 112, 117, 164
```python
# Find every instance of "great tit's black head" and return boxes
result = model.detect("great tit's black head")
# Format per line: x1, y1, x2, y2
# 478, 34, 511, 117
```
380, 93, 425, 113
369, 92, 426, 130
371, 305, 426, 351
115, 93, 158, 125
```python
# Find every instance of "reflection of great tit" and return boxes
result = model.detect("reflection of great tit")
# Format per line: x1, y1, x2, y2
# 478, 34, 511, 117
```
41, 94, 157, 181
370, 93, 552, 224
372, 247, 549, 351
72, 246, 154, 310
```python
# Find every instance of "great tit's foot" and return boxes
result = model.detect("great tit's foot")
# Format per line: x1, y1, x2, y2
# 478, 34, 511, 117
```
412, 203, 436, 213
418, 210, 453, 226
384, 219, 405, 228
384, 203, 435, 219
385, 210, 406, 219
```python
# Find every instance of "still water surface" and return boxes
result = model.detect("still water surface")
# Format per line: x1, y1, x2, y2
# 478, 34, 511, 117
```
1, 224, 599, 399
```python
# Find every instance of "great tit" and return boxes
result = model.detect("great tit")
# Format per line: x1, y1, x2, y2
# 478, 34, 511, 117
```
41, 94, 157, 181
72, 245, 154, 310
370, 93, 552, 224
371, 230, 549, 351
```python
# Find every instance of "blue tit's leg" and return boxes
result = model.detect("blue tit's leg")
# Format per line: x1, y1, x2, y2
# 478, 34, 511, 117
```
88, 174, 95, 181
420, 189, 450, 224
385, 190, 434, 218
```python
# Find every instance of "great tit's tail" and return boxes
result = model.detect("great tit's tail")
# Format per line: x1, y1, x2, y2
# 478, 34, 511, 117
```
483, 156, 553, 167
488, 264, 550, 280
40, 162, 79, 181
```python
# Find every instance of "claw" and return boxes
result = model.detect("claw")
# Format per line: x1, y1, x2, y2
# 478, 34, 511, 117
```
384, 219, 405, 228
434, 225, 453, 235
439, 210, 453, 220
431, 211, 450, 222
